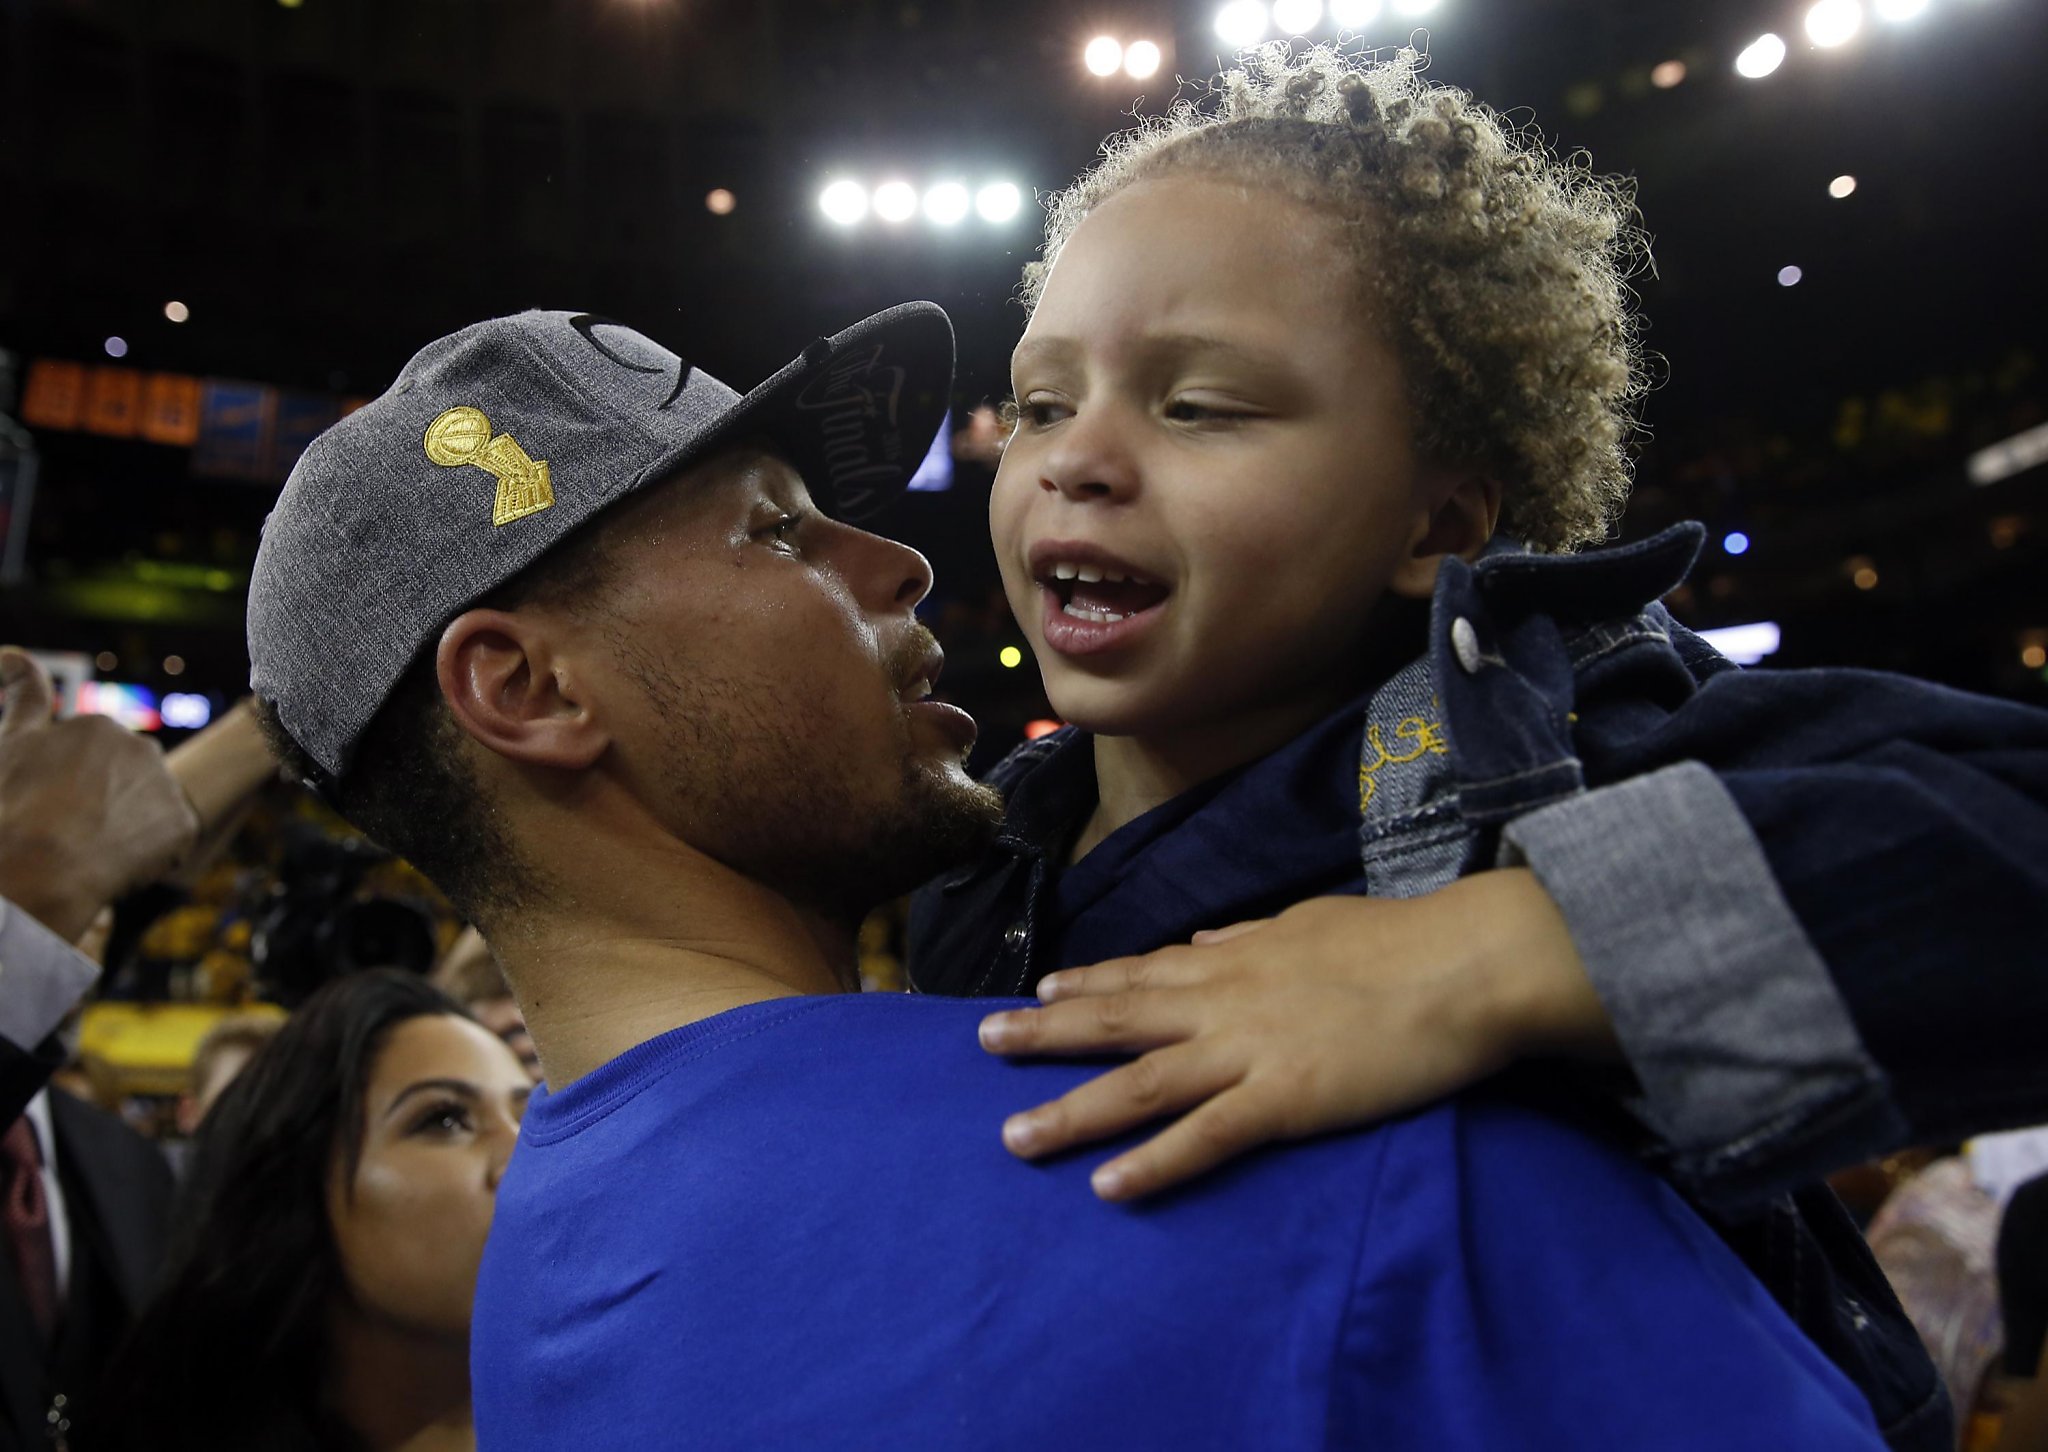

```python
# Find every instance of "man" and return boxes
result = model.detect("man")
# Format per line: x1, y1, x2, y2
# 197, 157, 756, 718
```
247, 307, 1887, 1449
0, 652, 208, 1449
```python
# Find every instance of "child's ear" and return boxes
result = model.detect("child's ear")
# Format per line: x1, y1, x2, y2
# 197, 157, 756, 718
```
1388, 471, 1503, 600
435, 610, 610, 773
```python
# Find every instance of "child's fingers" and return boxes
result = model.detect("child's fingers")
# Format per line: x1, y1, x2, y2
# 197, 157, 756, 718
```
1035, 947, 1205, 1003
1087, 1086, 1276, 1202
1189, 916, 1272, 946
978, 989, 1197, 1056
999, 1041, 1239, 1161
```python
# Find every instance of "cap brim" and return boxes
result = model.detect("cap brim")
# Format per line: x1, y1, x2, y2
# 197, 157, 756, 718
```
720, 301, 955, 522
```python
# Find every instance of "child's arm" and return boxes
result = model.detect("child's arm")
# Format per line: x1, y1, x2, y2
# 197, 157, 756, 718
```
982, 671, 2048, 1207
978, 871, 1610, 1200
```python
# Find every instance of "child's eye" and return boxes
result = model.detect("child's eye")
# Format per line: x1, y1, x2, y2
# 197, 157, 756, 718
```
1013, 396, 1072, 430
1164, 398, 1249, 424
411, 1100, 475, 1137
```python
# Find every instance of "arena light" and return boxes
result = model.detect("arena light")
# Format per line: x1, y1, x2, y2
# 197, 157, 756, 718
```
1874, 0, 1929, 19
1650, 60, 1687, 88
1735, 33, 1787, 77
1272, 0, 1323, 33
819, 179, 868, 226
1778, 264, 1804, 286
1214, 1, 1270, 48
161, 692, 213, 730
1329, 0, 1381, 25
1696, 622, 1781, 666
976, 181, 1023, 223
163, 300, 190, 323
1828, 174, 1857, 198
1124, 39, 1162, 79
1084, 35, 1124, 77
1968, 420, 2048, 486
922, 182, 970, 226
872, 180, 919, 224
1804, 0, 1863, 48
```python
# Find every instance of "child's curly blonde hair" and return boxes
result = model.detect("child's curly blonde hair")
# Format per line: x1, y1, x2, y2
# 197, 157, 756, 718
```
1021, 44, 1650, 553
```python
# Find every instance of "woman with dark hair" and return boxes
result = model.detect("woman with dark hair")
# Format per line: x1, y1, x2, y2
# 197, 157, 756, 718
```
82, 969, 530, 1451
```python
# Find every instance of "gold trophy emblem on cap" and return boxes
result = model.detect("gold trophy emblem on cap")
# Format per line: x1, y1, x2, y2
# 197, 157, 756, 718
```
423, 406, 555, 527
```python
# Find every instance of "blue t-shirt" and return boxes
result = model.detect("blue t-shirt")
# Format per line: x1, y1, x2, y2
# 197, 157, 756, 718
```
472, 994, 1883, 1451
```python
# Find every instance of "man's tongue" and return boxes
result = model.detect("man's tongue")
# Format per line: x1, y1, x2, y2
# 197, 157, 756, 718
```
1062, 578, 1170, 619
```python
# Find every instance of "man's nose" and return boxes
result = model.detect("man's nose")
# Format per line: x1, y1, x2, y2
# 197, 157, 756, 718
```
853, 528, 934, 613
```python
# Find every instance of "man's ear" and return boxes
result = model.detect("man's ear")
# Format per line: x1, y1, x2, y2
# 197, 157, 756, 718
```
435, 610, 608, 772
1388, 470, 1504, 600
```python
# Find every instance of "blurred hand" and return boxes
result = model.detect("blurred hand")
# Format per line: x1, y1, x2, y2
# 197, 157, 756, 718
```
977, 870, 1619, 1201
0, 647, 200, 941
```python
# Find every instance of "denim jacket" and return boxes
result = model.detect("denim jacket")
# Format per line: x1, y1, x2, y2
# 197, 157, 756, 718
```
909, 522, 2048, 1450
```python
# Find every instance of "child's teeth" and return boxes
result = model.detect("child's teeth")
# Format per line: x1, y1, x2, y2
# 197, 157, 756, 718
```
1075, 565, 1104, 583
1062, 602, 1127, 622
1053, 563, 1078, 581
1102, 569, 1126, 583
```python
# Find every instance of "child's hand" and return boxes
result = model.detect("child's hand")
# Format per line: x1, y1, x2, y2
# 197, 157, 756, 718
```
976, 870, 1620, 1201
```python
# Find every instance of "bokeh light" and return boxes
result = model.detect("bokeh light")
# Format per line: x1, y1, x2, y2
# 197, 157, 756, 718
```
704, 188, 736, 215
1828, 174, 1858, 198
872, 180, 919, 223
1723, 531, 1752, 556
1328, 0, 1381, 24
1874, 0, 1929, 19
976, 181, 1022, 223
1215, 1, 1270, 48
1778, 264, 1804, 287
1805, 0, 1864, 48
1650, 60, 1687, 88
104, 336, 128, 358
1735, 33, 1788, 78
922, 182, 969, 226
1272, 0, 1323, 34
163, 300, 191, 323
999, 646, 1024, 669
819, 179, 868, 226
1083, 36, 1123, 77
1123, 39, 1162, 79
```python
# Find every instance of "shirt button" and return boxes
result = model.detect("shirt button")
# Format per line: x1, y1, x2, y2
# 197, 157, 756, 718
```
1450, 616, 1483, 674
1002, 922, 1027, 951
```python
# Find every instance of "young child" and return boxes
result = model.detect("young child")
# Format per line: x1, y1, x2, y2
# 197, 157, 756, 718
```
907, 43, 2048, 1452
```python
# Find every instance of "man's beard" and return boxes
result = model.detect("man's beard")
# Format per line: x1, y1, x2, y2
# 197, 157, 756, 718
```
622, 634, 1003, 929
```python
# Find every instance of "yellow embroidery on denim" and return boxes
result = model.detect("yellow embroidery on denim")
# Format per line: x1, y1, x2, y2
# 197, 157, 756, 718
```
424, 406, 555, 526
1357, 716, 1449, 813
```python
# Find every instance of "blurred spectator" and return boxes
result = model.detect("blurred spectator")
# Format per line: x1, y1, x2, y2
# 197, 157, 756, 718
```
173, 1013, 281, 1137
1995, 1174, 2048, 1451
1866, 1153, 2008, 1446
83, 970, 527, 1451
429, 928, 537, 1083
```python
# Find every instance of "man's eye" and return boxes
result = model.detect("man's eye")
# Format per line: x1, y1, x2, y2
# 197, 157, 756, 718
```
763, 513, 805, 552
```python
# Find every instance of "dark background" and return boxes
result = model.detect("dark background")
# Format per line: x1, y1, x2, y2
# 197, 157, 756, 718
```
4, 0, 2045, 763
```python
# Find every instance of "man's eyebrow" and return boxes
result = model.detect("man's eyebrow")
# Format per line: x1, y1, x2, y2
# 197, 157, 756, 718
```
383, 1078, 479, 1120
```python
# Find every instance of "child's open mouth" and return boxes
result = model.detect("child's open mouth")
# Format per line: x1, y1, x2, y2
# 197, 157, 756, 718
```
1029, 544, 1172, 657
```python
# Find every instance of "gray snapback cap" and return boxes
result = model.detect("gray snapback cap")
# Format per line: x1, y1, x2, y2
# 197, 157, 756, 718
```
247, 302, 953, 785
